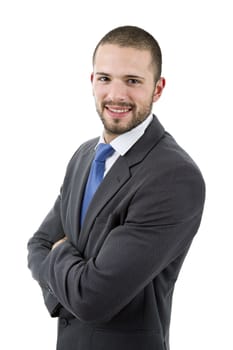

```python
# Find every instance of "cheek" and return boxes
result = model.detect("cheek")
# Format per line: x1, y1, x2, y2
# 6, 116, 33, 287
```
93, 85, 106, 101
132, 90, 149, 105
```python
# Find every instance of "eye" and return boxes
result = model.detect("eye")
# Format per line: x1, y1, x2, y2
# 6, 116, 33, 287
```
98, 76, 110, 82
127, 78, 141, 85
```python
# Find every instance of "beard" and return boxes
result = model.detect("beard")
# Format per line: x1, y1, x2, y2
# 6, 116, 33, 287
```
95, 98, 154, 137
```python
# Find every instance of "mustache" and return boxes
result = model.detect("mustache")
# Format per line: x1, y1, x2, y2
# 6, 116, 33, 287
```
102, 101, 134, 108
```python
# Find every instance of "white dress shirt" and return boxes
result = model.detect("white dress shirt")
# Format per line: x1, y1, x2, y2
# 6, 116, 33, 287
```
97, 114, 153, 176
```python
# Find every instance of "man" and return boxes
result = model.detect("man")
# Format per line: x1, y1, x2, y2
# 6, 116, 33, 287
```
27, 26, 205, 350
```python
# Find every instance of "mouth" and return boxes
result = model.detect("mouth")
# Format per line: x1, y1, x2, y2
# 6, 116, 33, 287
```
105, 105, 133, 118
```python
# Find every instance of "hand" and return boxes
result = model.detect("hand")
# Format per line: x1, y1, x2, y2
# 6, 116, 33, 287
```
52, 236, 67, 250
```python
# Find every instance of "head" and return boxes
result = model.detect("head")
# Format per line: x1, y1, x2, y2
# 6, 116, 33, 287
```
91, 25, 165, 142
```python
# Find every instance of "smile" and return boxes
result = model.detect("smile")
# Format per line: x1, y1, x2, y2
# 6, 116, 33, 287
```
108, 108, 131, 113
105, 105, 133, 114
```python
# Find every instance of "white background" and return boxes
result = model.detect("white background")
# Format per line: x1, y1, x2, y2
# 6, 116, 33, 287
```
0, 0, 232, 349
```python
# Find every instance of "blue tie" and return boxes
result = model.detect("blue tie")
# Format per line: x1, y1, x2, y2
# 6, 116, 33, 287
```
80, 143, 115, 226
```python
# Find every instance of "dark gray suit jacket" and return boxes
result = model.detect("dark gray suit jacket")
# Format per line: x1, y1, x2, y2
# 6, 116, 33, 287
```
27, 115, 205, 350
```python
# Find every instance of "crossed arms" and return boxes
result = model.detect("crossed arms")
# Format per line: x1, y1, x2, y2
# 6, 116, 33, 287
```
27, 163, 205, 323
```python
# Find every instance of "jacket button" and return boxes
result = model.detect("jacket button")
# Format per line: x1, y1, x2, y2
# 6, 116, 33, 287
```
60, 317, 69, 328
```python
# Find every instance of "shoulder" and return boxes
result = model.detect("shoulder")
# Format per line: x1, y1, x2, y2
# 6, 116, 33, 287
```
71, 137, 99, 159
148, 131, 206, 213
68, 137, 99, 164
61, 137, 99, 179
136, 128, 206, 206
129, 132, 206, 225
149, 130, 203, 177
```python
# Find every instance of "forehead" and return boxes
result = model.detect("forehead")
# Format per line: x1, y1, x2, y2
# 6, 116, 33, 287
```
94, 44, 153, 75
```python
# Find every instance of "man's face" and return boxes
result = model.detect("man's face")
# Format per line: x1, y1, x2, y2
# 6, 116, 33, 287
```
91, 44, 165, 142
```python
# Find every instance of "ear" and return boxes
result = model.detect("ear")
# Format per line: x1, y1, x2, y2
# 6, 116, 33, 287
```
152, 77, 166, 102
90, 73, 94, 83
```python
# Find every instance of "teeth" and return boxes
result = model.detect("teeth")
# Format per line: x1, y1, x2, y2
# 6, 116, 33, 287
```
108, 108, 130, 113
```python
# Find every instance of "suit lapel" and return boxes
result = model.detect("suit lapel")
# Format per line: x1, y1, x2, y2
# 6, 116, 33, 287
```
78, 156, 130, 250
77, 115, 165, 251
67, 139, 98, 245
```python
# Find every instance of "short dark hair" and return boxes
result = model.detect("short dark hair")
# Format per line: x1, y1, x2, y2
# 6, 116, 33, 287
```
92, 25, 162, 82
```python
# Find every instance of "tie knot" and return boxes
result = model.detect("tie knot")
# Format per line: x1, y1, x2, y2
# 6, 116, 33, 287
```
94, 143, 115, 162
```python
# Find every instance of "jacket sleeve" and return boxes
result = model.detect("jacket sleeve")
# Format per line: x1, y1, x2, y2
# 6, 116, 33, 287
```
27, 193, 65, 317
37, 163, 205, 323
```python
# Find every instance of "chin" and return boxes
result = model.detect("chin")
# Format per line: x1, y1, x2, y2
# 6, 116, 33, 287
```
104, 123, 127, 136
104, 120, 139, 136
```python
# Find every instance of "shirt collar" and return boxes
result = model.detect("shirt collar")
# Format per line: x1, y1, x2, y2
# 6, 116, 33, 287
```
98, 114, 153, 156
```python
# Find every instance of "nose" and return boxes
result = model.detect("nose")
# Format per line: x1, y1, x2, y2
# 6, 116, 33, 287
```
106, 80, 128, 102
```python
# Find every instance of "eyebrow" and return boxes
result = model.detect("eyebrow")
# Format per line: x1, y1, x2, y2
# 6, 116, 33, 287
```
95, 72, 111, 76
95, 72, 145, 80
